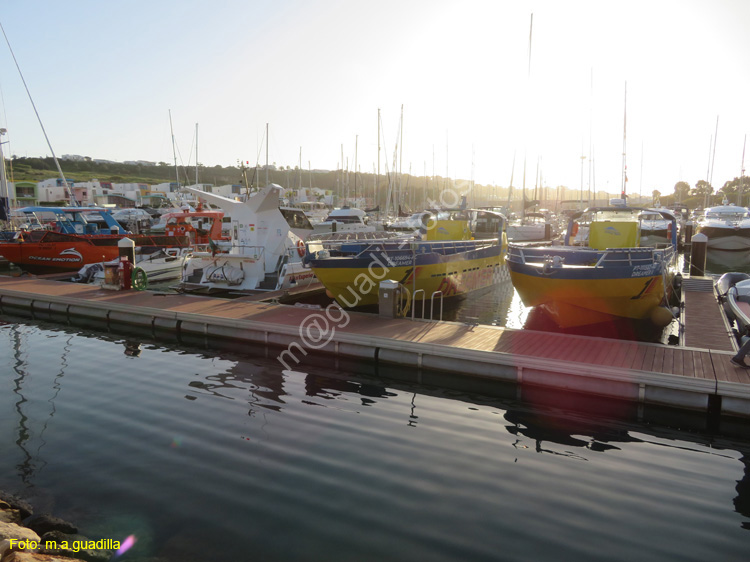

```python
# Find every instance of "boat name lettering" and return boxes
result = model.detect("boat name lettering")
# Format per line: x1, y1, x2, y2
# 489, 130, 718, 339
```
631, 264, 657, 276
28, 255, 82, 262
382, 255, 415, 266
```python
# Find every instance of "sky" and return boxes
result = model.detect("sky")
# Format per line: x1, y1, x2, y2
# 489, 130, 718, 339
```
1, 0, 749, 197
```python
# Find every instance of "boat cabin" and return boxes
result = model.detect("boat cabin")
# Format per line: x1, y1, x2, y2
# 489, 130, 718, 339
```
321, 208, 369, 225
162, 208, 226, 245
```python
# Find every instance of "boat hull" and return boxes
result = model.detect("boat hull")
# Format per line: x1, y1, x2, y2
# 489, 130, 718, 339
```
696, 226, 750, 251
309, 243, 505, 308
0, 232, 191, 274
507, 246, 674, 328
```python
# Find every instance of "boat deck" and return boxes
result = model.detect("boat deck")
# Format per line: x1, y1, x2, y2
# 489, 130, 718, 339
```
0, 275, 749, 420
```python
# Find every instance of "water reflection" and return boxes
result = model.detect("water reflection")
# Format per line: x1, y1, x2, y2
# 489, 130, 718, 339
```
2, 317, 750, 559
184, 355, 290, 415
735, 454, 750, 528
522, 305, 672, 343
304, 374, 395, 406
123, 341, 142, 357
500, 400, 750, 527
11, 325, 34, 487
8, 324, 69, 490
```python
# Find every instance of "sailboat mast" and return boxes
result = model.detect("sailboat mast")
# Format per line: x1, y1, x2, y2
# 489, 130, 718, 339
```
377, 108, 381, 214
195, 123, 199, 185
354, 134, 358, 206
710, 115, 719, 190
506, 151, 516, 211
169, 110, 179, 187
0, 128, 10, 220
399, 105, 404, 209
1, 23, 75, 205
265, 123, 269, 185
522, 12, 533, 219
740, 134, 746, 207
621, 82, 627, 200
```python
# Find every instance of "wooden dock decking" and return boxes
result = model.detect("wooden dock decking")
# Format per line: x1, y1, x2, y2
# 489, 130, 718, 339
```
1, 275, 749, 420
682, 277, 736, 352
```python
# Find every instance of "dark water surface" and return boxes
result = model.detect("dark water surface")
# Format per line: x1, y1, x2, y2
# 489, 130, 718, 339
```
1, 317, 749, 561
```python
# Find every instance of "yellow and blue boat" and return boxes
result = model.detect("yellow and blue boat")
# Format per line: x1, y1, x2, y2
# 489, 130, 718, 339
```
507, 205, 679, 328
305, 211, 507, 309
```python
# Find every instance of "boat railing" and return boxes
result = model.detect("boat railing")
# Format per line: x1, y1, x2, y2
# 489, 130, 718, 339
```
509, 245, 667, 268
191, 244, 266, 260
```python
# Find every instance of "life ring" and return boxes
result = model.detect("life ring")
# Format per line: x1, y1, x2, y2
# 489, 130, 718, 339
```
296, 240, 305, 258
131, 267, 148, 291
179, 226, 186, 233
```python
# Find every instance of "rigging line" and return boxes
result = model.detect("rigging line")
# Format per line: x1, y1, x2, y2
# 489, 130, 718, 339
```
0, 21, 75, 205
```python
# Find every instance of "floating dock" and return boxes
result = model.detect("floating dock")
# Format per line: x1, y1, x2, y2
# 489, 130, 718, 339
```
0, 275, 748, 423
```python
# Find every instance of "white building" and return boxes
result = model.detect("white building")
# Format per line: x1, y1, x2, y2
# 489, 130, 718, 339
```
37, 178, 73, 203
151, 182, 182, 201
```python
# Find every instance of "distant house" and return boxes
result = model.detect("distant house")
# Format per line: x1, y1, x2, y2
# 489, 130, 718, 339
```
151, 182, 182, 201
37, 178, 77, 203
9, 181, 37, 206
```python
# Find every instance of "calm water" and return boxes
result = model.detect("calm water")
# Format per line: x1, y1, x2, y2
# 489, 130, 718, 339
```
1, 317, 749, 561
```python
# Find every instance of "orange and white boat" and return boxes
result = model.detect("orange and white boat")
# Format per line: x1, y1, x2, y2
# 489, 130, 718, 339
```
0, 206, 190, 274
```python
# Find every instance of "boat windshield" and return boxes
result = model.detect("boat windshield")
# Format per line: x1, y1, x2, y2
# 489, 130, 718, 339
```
280, 208, 314, 230
705, 210, 749, 220
592, 209, 640, 222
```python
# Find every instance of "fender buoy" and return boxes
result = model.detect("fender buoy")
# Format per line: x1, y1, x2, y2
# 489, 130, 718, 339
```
667, 222, 673, 240
131, 267, 148, 291
571, 222, 579, 236
297, 240, 305, 258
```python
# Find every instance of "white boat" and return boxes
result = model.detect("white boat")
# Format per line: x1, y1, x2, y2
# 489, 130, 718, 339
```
639, 209, 675, 247
505, 212, 551, 242
293, 201, 329, 224
73, 247, 192, 286
695, 202, 750, 251
312, 208, 376, 235
716, 272, 750, 339
178, 184, 317, 294
387, 211, 433, 232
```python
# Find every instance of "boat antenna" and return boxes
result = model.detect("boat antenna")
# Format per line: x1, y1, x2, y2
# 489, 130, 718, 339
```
1, 22, 76, 206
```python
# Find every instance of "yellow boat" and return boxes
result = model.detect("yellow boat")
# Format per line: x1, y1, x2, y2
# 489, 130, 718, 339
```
305, 213, 507, 309
507, 205, 679, 328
